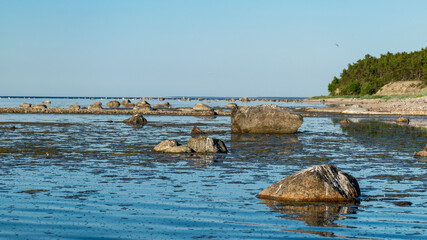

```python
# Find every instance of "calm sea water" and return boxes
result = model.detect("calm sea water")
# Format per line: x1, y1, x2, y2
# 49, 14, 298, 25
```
0, 98, 426, 239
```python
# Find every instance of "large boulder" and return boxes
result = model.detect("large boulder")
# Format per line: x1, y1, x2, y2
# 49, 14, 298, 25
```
193, 103, 213, 111
123, 114, 147, 125
231, 104, 303, 134
120, 99, 135, 107
107, 100, 120, 108
257, 164, 360, 202
135, 100, 152, 110
187, 135, 228, 153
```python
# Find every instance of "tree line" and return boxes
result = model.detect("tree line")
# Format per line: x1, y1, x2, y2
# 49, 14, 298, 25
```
328, 47, 427, 96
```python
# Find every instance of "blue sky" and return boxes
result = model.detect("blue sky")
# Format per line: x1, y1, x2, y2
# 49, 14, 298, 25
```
1, 0, 426, 97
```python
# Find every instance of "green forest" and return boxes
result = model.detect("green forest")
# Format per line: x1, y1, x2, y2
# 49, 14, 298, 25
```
328, 47, 427, 96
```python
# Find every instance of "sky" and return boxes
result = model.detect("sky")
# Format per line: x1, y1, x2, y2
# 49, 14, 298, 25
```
1, 0, 427, 97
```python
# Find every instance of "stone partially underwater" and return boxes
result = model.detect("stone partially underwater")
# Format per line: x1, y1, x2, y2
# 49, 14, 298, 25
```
257, 164, 360, 202
231, 104, 303, 134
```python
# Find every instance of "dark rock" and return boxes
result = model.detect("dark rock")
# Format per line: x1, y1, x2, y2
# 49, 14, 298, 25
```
231, 104, 303, 134
257, 164, 360, 202
187, 135, 228, 153
191, 126, 206, 135
193, 103, 213, 111
107, 100, 120, 108
123, 114, 147, 125
20, 103, 32, 108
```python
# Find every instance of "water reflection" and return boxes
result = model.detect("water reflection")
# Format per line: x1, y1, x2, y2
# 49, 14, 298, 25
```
261, 199, 357, 227
230, 134, 302, 155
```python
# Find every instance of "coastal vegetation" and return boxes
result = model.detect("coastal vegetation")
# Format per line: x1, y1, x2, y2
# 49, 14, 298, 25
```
328, 47, 427, 96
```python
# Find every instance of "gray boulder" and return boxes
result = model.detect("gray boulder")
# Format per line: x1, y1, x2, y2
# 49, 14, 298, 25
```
257, 164, 360, 202
153, 140, 193, 153
123, 114, 147, 125
231, 104, 303, 134
187, 135, 228, 153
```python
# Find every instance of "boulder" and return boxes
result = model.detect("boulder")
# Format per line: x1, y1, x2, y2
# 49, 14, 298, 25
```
396, 117, 410, 124
415, 145, 427, 157
231, 104, 303, 134
135, 100, 152, 110
240, 97, 250, 102
88, 102, 103, 110
107, 100, 120, 108
42, 100, 51, 104
153, 102, 171, 109
153, 140, 179, 152
225, 103, 238, 109
257, 164, 360, 202
164, 146, 193, 153
120, 99, 135, 107
193, 103, 213, 111
191, 126, 206, 135
69, 104, 81, 110
340, 119, 352, 124
20, 103, 32, 108
187, 135, 228, 153
123, 114, 147, 125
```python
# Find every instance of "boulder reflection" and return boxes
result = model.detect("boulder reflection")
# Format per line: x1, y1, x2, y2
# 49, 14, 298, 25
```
260, 199, 358, 228
231, 134, 301, 155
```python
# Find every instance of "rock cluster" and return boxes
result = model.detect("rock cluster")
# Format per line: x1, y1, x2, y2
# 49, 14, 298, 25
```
231, 104, 303, 134
257, 164, 360, 202
154, 136, 228, 154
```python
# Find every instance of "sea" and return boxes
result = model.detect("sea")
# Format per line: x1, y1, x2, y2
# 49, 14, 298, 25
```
0, 96, 426, 239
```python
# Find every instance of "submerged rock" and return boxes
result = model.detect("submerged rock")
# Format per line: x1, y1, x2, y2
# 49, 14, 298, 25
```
193, 103, 213, 111
123, 114, 147, 125
257, 164, 360, 202
187, 135, 228, 153
107, 100, 120, 108
231, 104, 303, 134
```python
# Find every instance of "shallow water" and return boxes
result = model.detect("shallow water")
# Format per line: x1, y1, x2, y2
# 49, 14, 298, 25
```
0, 108, 426, 239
